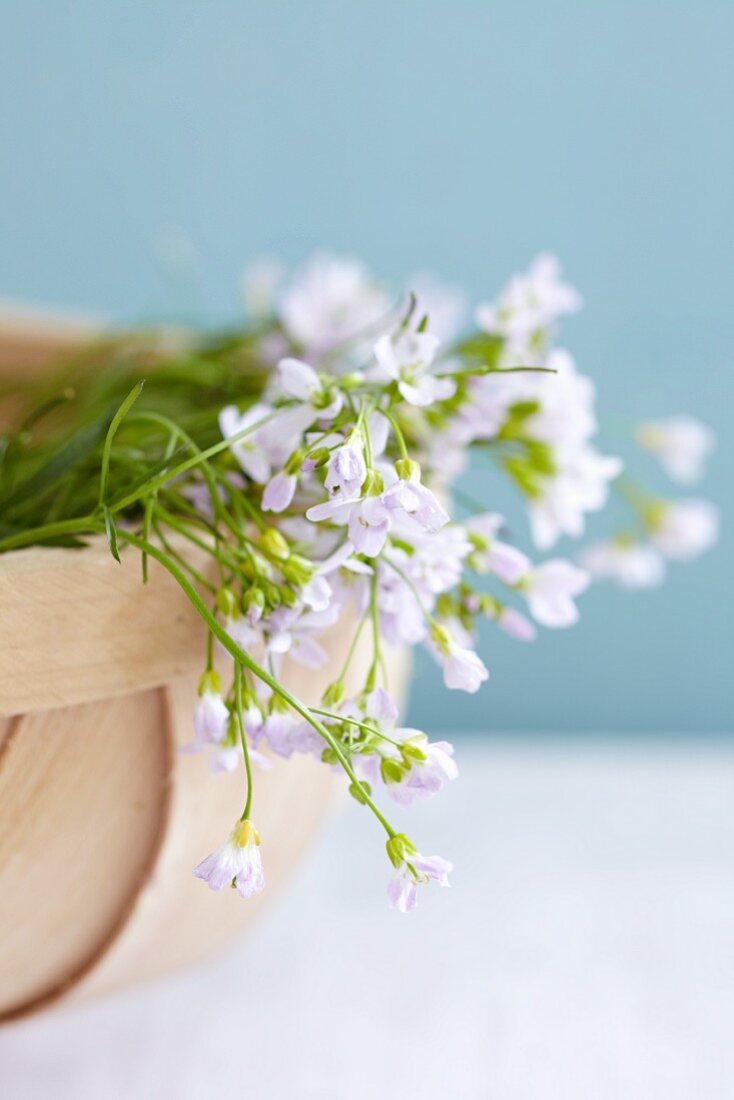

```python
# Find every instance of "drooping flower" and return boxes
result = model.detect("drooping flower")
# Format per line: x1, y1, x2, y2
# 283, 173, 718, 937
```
194, 819, 265, 898
386, 834, 453, 912
579, 539, 666, 589
347, 495, 392, 557
430, 623, 489, 693
497, 606, 537, 641
262, 470, 297, 514
466, 513, 531, 584
219, 402, 276, 484
387, 735, 459, 808
325, 434, 367, 497
648, 500, 719, 561
193, 689, 230, 746
636, 417, 716, 485
528, 446, 623, 550
519, 560, 590, 628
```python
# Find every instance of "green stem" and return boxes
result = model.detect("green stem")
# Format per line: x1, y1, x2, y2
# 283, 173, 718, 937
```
0, 515, 99, 553
117, 530, 396, 839
234, 663, 254, 820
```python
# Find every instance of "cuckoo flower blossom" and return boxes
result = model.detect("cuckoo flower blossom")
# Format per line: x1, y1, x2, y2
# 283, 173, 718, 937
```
386, 835, 453, 913
373, 323, 455, 407
194, 820, 265, 898
636, 417, 715, 485
519, 560, 590, 628
649, 500, 719, 561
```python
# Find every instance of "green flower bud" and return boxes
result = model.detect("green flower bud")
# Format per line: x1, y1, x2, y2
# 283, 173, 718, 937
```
322, 680, 345, 707
386, 833, 418, 869
260, 527, 290, 560
243, 586, 265, 617
380, 757, 408, 785
395, 457, 421, 482
401, 737, 428, 763
197, 668, 221, 696
306, 446, 331, 469
282, 553, 314, 587
285, 448, 306, 474
348, 780, 372, 805
364, 468, 384, 496
216, 587, 239, 618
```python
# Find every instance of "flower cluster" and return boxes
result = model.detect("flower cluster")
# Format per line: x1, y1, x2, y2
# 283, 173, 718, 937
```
177, 252, 718, 911
4, 251, 714, 913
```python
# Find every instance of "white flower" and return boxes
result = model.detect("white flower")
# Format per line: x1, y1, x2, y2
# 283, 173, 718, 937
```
649, 499, 719, 561
262, 471, 297, 513
529, 446, 623, 550
579, 539, 666, 589
386, 835, 453, 913
475, 253, 581, 353
255, 711, 323, 759
637, 417, 716, 485
194, 819, 265, 898
406, 273, 468, 343
348, 495, 391, 557
466, 513, 531, 584
193, 689, 230, 746
497, 606, 537, 641
388, 736, 459, 808
520, 559, 590, 627
219, 402, 276, 484
277, 357, 343, 420
373, 324, 455, 407
431, 624, 489, 693
382, 477, 449, 534
278, 253, 389, 355
325, 435, 366, 497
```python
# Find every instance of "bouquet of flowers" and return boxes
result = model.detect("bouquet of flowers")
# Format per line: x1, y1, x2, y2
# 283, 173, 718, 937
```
0, 253, 718, 912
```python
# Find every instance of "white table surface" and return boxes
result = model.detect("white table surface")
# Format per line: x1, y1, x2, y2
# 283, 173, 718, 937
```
2, 737, 733, 1100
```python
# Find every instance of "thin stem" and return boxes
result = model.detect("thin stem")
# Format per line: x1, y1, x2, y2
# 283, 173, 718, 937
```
117, 530, 397, 839
234, 663, 254, 820
377, 407, 410, 461
0, 515, 99, 553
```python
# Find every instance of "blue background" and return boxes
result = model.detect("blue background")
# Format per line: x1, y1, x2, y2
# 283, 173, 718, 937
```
1, 1, 730, 732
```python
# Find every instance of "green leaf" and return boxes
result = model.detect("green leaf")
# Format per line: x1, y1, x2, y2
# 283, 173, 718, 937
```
0, 412, 113, 517
98, 380, 145, 505
103, 505, 121, 563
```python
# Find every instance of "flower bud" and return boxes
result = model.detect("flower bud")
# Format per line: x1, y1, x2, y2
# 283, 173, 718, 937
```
386, 833, 418, 869
197, 668, 221, 696
243, 586, 265, 621
363, 468, 384, 496
304, 446, 331, 470
282, 553, 314, 586
260, 527, 290, 560
401, 738, 428, 763
395, 457, 421, 482
380, 757, 408, 785
322, 680, 345, 707
216, 587, 239, 618
348, 780, 372, 805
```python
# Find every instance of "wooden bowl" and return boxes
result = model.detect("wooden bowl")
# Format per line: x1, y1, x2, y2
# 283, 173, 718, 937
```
0, 312, 409, 1020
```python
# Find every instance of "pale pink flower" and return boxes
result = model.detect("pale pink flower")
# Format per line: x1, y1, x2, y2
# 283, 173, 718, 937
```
579, 540, 665, 589
193, 690, 230, 746
637, 417, 715, 485
194, 820, 265, 898
650, 500, 719, 561
262, 471, 297, 513
387, 840, 453, 913
372, 324, 455, 407
521, 560, 590, 627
